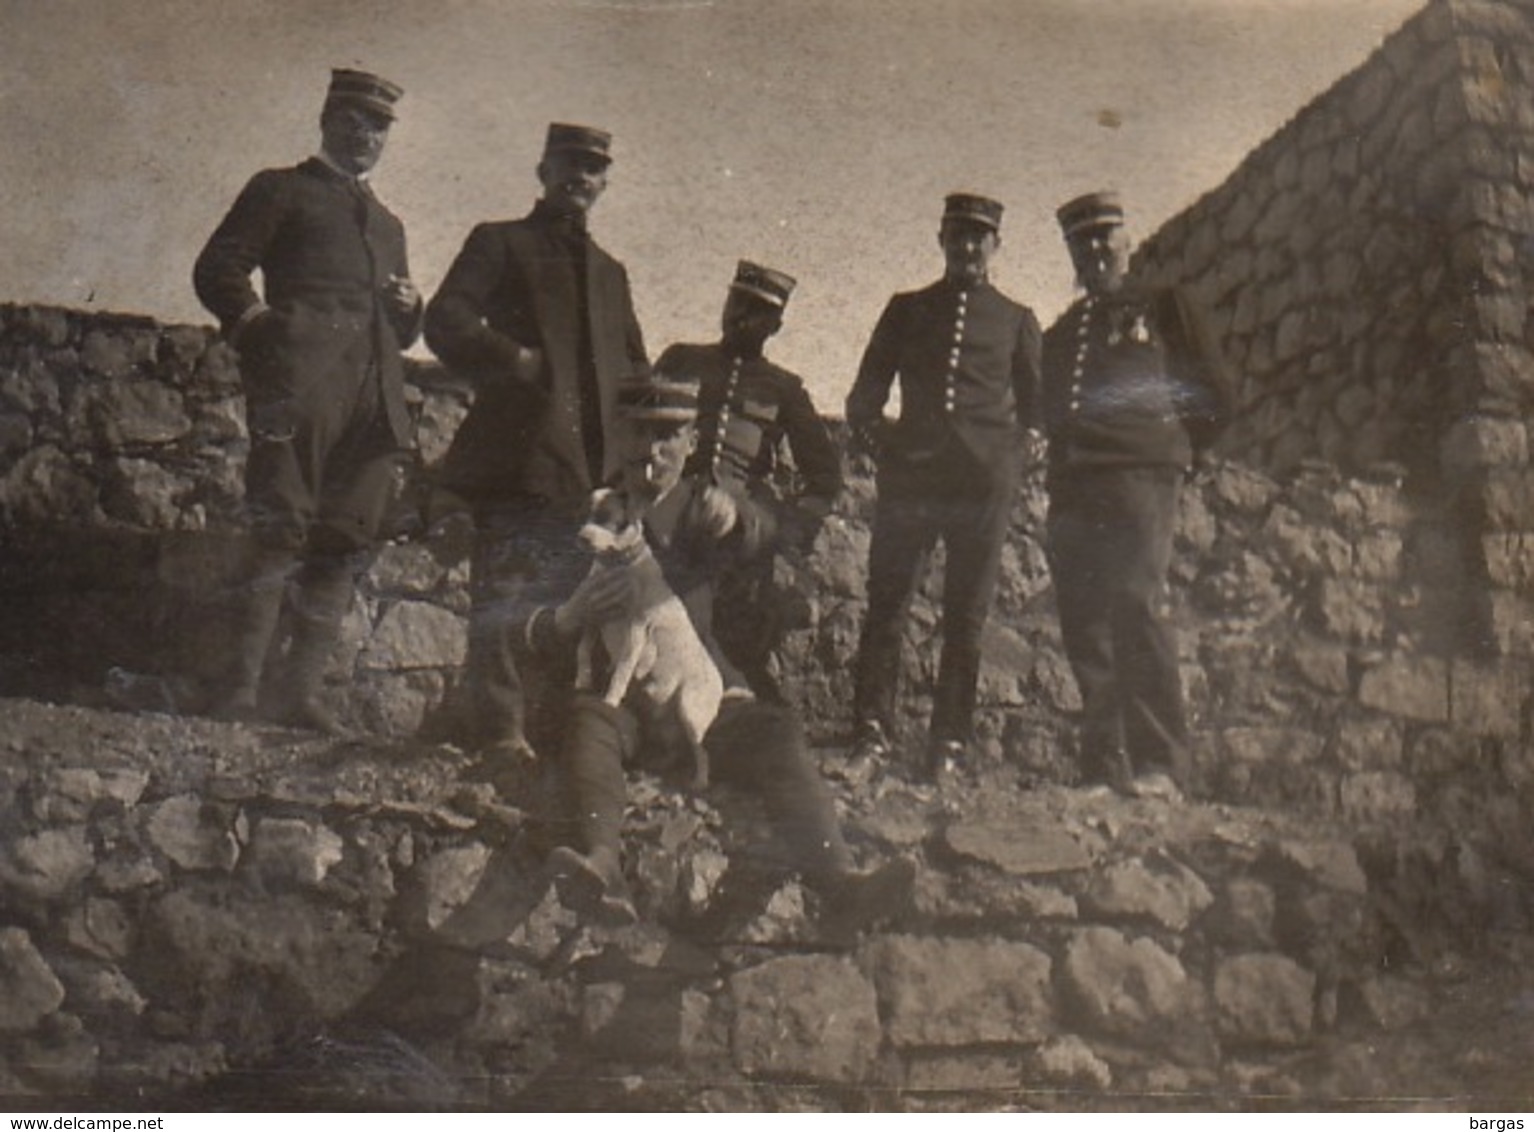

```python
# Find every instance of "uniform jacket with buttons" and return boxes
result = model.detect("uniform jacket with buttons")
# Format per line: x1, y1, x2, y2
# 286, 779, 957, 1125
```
656, 341, 842, 508
193, 157, 422, 446
845, 277, 1042, 478
1040, 283, 1234, 477
425, 201, 650, 506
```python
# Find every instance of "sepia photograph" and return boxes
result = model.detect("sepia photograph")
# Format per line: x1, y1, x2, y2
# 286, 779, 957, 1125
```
1, 0, 1532, 1115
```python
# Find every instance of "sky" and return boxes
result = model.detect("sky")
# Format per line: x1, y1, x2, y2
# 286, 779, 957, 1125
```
0, 0, 1425, 407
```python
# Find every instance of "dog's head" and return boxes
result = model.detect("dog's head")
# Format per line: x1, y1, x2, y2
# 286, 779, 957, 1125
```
578, 488, 648, 560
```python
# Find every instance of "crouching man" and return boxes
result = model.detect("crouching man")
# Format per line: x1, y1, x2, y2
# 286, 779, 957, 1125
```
520, 373, 916, 941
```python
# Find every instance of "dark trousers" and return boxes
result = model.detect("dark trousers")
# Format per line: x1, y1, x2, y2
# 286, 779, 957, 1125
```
853, 453, 1017, 744
464, 500, 587, 748
243, 363, 399, 558
1046, 464, 1187, 784
561, 692, 853, 884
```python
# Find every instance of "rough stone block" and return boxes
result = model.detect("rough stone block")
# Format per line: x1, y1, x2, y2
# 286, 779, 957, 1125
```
0, 928, 65, 1033
101, 458, 197, 530
0, 825, 96, 902
1213, 954, 1315, 1046
68, 379, 191, 449
943, 813, 1101, 876
1203, 879, 1277, 950
0, 445, 100, 526
1356, 654, 1449, 721
1339, 771, 1418, 822
1289, 640, 1351, 693
248, 818, 346, 888
1217, 726, 1327, 766
400, 843, 494, 934
62, 897, 135, 962
871, 935, 1053, 1048
367, 543, 449, 597
1449, 659, 1525, 736
1481, 533, 1534, 592
1268, 838, 1369, 894
729, 955, 880, 1083
359, 601, 467, 671
904, 1053, 1023, 1093
1029, 1035, 1113, 1091
143, 795, 241, 873
1332, 716, 1404, 771
1082, 857, 1214, 932
1481, 469, 1534, 529
1061, 927, 1193, 1043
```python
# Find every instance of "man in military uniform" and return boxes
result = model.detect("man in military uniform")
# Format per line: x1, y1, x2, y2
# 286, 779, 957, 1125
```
425, 122, 649, 764
655, 260, 842, 699
527, 373, 915, 941
193, 68, 422, 735
845, 193, 1042, 779
1041, 191, 1234, 800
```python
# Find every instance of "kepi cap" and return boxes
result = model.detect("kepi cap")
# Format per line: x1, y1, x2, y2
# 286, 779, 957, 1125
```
730, 260, 796, 308
544, 122, 613, 164
1057, 191, 1125, 238
943, 192, 1004, 232
325, 68, 403, 122
617, 373, 698, 423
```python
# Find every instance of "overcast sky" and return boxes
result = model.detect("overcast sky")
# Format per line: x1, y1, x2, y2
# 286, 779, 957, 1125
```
0, 0, 1423, 405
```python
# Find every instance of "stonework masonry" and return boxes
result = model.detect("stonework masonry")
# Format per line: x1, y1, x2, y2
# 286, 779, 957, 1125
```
3, 0, 1534, 1107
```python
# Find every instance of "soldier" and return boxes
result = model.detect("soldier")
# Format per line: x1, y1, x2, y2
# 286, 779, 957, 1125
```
425, 122, 649, 766
845, 193, 1042, 779
1041, 191, 1234, 800
193, 68, 421, 735
529, 373, 916, 941
655, 260, 842, 699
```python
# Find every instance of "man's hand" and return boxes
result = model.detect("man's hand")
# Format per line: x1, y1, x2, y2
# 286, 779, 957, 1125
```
510, 343, 545, 386
383, 274, 420, 320
695, 484, 739, 539
552, 568, 635, 640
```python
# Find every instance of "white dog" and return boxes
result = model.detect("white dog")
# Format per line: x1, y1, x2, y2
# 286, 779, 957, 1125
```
573, 488, 725, 787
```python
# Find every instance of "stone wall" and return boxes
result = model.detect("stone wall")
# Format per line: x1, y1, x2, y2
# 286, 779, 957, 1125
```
1131, 0, 1534, 658
0, 699, 1517, 1109
2, 298, 1533, 843
0, 302, 474, 737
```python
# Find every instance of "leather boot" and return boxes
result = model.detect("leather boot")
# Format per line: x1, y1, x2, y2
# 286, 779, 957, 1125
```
206, 547, 293, 722
278, 562, 357, 738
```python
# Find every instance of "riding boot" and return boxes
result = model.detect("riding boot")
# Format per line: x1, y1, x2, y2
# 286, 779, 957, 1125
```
280, 562, 357, 737
207, 547, 293, 721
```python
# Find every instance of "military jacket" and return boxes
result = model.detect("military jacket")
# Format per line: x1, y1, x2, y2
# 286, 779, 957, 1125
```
845, 277, 1042, 478
656, 341, 842, 506
1040, 284, 1233, 476
425, 201, 649, 506
193, 158, 421, 446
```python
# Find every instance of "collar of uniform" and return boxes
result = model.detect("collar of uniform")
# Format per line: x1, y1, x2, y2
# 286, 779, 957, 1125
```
530, 197, 590, 234
938, 275, 991, 295
311, 151, 370, 187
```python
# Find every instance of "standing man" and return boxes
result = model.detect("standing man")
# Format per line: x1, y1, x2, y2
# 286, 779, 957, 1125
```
1041, 191, 1233, 800
425, 123, 649, 765
530, 373, 915, 941
193, 68, 421, 735
655, 260, 842, 699
845, 193, 1042, 779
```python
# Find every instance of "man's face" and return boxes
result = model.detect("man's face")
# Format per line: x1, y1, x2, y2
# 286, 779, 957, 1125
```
537, 149, 610, 215
619, 419, 697, 500
320, 103, 391, 176
1068, 224, 1131, 294
938, 219, 1000, 284
720, 290, 782, 354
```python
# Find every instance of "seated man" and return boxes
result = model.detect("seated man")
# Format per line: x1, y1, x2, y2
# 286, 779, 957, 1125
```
519, 373, 915, 939
656, 260, 843, 700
